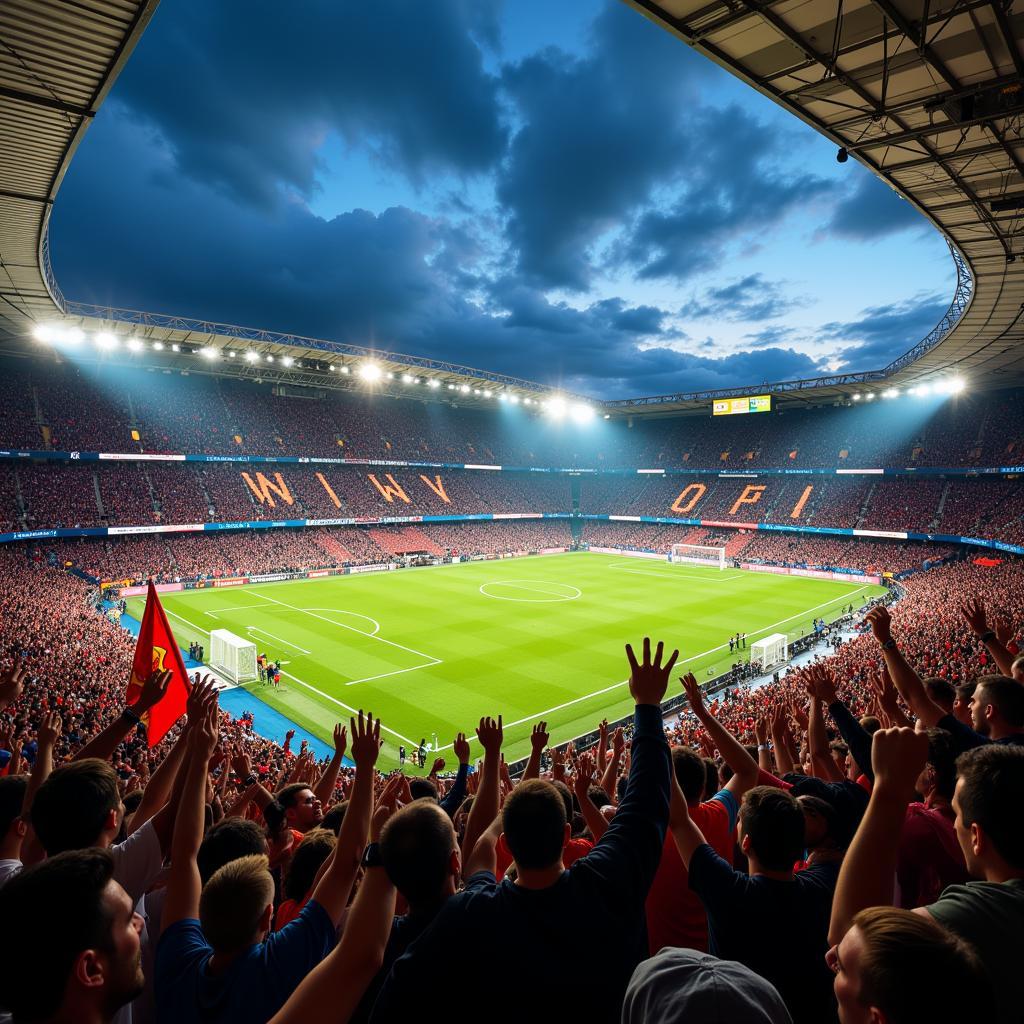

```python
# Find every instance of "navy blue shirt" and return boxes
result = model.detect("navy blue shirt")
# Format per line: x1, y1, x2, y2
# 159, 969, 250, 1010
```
155, 899, 335, 1024
689, 844, 839, 1024
370, 703, 671, 1023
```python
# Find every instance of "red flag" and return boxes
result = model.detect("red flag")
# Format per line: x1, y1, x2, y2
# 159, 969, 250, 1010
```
125, 580, 191, 747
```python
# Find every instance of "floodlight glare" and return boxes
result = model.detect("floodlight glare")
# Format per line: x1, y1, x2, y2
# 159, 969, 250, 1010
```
65, 328, 84, 345
385, 371, 394, 379
948, 378, 965, 393
460, 384, 470, 393
428, 379, 440, 389
33, 325, 56, 343
200, 346, 218, 359
510, 395, 519, 404
228, 350, 236, 358
172, 344, 180, 352
95, 332, 117, 349
341, 365, 350, 374
524, 397, 533, 405
865, 392, 875, 401
883, 388, 899, 398
153, 341, 164, 351
603, 414, 611, 420
127, 337, 142, 352
402, 373, 414, 383
265, 354, 274, 363
282, 356, 294, 367
570, 403, 594, 424
852, 393, 861, 401
245, 351, 259, 363
547, 396, 567, 419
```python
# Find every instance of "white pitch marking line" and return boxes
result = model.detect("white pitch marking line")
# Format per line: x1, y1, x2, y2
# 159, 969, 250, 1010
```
344, 662, 439, 687
251, 591, 440, 666
302, 608, 381, 636
246, 626, 311, 655
204, 604, 268, 616
478, 581, 582, 603
277, 668, 419, 747
433, 582, 875, 751
161, 607, 418, 747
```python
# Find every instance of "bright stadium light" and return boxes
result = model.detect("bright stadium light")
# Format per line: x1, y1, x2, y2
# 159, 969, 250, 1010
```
359, 362, 382, 381
852, 393, 861, 401
427, 378, 440, 389
546, 396, 567, 419
95, 332, 117, 349
341, 365, 350, 374
603, 413, 611, 420
510, 394, 520, 404
265, 354, 274, 363
33, 324, 57, 343
570, 402, 595, 423
228, 350, 236, 358
245, 351, 259, 363
865, 392, 875, 401
524, 397, 533, 405
460, 384, 470, 393
127, 337, 142, 352
282, 356, 294, 367
386, 371, 395, 380
171, 343, 180, 352
883, 388, 899, 399
200, 346, 218, 359
153, 341, 164, 351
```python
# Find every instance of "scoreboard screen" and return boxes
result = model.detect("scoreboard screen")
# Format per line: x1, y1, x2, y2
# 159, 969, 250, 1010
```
712, 394, 772, 416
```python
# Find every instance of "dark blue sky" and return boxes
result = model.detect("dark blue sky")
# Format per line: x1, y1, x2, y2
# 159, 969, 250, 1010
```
49, 0, 954, 398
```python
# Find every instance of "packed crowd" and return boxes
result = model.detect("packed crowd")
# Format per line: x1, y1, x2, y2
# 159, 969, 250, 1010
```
6, 354, 1024, 469
0, 542, 1022, 1023
7, 459, 1024, 551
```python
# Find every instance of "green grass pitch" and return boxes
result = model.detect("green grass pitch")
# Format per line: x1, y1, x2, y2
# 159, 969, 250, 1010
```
128, 552, 887, 768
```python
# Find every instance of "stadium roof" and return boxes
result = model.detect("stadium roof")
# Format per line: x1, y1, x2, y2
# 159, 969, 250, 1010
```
0, 0, 1021, 416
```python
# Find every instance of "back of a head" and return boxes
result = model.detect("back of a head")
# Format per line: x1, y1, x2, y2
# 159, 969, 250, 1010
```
858, 716, 881, 736
672, 746, 708, 804
284, 829, 336, 902
197, 817, 267, 885
925, 728, 958, 800
0, 774, 28, 839
408, 778, 439, 803
623, 948, 793, 1024
852, 907, 993, 1023
976, 676, 1024, 729
380, 801, 457, 907
31, 758, 120, 855
199, 853, 275, 953
924, 677, 956, 713
320, 800, 349, 835
0, 849, 117, 1022
740, 787, 805, 871
955, 745, 1024, 869
502, 779, 567, 871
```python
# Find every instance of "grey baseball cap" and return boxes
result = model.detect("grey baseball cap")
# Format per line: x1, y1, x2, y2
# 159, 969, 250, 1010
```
622, 949, 794, 1024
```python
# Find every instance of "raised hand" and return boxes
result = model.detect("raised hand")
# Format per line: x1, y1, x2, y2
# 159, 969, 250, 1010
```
191, 692, 220, 762
231, 746, 253, 782
0, 661, 28, 711
349, 711, 382, 769
430, 756, 446, 776
626, 637, 679, 706
453, 732, 470, 765
960, 598, 989, 637
38, 710, 62, 749
186, 674, 216, 723
476, 715, 503, 757
753, 717, 768, 746
611, 726, 625, 757
333, 723, 348, 758
994, 615, 1016, 647
864, 606, 893, 646
808, 665, 839, 705
530, 721, 549, 752
134, 669, 172, 713
680, 671, 705, 717
572, 752, 595, 800
871, 727, 929, 801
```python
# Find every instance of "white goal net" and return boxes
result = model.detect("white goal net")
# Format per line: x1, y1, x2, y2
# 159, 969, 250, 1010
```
750, 633, 789, 672
670, 543, 727, 570
209, 628, 258, 684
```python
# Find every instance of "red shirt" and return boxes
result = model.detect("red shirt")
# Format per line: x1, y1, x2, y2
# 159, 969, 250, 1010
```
645, 790, 739, 954
897, 802, 969, 908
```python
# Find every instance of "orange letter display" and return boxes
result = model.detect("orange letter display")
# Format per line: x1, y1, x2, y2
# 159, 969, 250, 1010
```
418, 474, 451, 504
729, 484, 766, 516
671, 483, 707, 514
315, 472, 342, 509
790, 484, 813, 520
241, 472, 294, 509
367, 473, 412, 504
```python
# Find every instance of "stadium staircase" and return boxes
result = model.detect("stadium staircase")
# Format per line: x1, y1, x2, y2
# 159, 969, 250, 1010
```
368, 525, 444, 557
318, 532, 354, 563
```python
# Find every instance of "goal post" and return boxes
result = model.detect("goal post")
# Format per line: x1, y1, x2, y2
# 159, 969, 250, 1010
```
209, 629, 258, 684
670, 543, 727, 570
750, 633, 789, 673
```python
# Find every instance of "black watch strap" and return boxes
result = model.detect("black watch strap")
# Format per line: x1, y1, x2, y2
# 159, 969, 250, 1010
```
980, 630, 996, 643
361, 842, 384, 868
881, 639, 897, 650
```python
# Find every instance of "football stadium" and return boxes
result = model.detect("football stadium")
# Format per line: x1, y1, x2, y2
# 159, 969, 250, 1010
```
0, 2, 1023, 1023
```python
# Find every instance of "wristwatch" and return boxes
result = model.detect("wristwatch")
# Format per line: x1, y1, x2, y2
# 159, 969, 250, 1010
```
980, 630, 996, 643
881, 639, 897, 650
243, 773, 259, 787
361, 842, 384, 868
